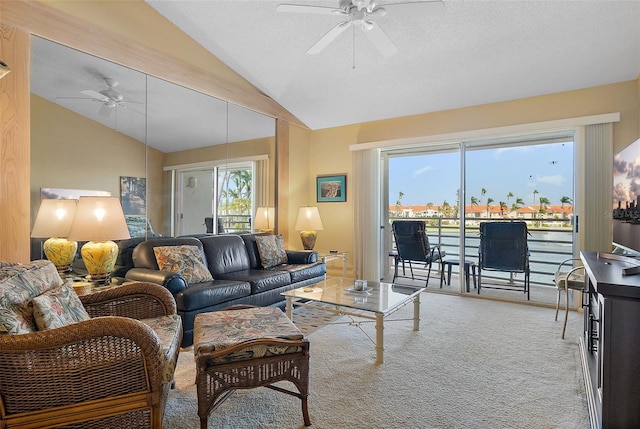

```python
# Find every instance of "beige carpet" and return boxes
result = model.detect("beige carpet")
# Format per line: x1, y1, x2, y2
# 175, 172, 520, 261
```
163, 293, 589, 428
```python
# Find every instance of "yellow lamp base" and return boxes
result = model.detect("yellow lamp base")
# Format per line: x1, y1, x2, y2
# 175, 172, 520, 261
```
43, 237, 78, 273
81, 240, 118, 284
300, 230, 317, 250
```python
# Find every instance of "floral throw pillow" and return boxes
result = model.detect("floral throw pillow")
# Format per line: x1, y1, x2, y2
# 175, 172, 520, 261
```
32, 282, 90, 330
0, 260, 63, 334
153, 245, 213, 284
255, 235, 288, 269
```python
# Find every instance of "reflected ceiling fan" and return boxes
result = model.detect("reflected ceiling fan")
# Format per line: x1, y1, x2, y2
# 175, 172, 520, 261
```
277, 0, 445, 57
56, 77, 142, 116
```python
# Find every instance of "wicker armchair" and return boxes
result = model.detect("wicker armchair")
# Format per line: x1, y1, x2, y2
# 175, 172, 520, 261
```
0, 281, 182, 429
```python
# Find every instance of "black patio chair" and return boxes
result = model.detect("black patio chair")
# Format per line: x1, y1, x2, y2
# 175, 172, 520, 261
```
478, 221, 530, 300
392, 220, 445, 287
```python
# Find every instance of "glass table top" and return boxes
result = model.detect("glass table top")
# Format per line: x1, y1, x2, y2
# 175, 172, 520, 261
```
282, 277, 425, 314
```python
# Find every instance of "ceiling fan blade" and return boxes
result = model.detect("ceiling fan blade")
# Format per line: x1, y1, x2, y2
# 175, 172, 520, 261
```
362, 22, 397, 57
277, 4, 345, 15
382, 0, 445, 16
307, 21, 352, 55
80, 89, 109, 102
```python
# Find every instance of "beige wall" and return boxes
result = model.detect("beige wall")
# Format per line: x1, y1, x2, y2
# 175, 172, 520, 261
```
164, 137, 274, 167
30, 95, 166, 234
288, 80, 640, 275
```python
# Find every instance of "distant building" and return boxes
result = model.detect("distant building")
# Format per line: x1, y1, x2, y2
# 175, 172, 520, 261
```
389, 204, 573, 220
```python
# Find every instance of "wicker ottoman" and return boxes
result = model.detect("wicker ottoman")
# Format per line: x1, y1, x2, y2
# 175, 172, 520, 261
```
193, 306, 311, 428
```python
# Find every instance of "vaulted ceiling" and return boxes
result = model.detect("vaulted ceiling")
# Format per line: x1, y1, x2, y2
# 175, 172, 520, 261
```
147, 0, 640, 130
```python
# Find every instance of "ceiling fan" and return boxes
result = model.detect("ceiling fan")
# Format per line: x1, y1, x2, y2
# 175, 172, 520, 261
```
80, 78, 129, 108
277, 0, 445, 57
56, 77, 142, 116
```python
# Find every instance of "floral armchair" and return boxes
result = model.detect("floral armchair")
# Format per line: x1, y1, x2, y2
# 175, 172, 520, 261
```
0, 260, 182, 429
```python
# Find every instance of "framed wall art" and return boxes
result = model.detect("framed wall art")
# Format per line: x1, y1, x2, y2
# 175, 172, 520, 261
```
120, 176, 147, 215
316, 174, 347, 202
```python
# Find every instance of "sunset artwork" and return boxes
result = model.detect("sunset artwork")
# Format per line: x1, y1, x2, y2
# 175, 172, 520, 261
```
613, 137, 640, 211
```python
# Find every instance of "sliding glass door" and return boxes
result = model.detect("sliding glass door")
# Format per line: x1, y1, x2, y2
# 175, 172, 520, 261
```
385, 132, 576, 303
177, 161, 254, 236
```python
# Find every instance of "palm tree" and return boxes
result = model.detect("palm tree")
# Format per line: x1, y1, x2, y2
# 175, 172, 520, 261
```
533, 189, 539, 205
441, 200, 450, 217
560, 196, 573, 206
395, 191, 404, 216
486, 197, 494, 218
539, 196, 550, 214
507, 191, 514, 203
480, 188, 487, 203
499, 201, 508, 216
510, 197, 525, 213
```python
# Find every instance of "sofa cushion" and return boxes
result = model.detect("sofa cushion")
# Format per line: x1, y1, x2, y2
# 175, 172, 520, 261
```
255, 234, 288, 268
240, 233, 270, 269
32, 282, 90, 330
132, 237, 204, 270
273, 263, 327, 283
174, 280, 252, 312
216, 270, 292, 294
153, 245, 213, 284
200, 235, 251, 275
0, 260, 63, 334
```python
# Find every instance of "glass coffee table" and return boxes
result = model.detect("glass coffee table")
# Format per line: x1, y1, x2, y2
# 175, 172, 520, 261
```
282, 277, 425, 364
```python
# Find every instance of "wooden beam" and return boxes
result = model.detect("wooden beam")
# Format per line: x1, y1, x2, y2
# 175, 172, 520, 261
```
0, 23, 31, 262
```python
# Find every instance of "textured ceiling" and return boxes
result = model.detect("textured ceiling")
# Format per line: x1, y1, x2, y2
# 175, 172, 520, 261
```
147, 0, 640, 130
30, 1, 640, 153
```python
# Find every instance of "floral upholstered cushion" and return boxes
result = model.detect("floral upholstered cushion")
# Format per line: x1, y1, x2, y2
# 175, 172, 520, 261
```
194, 307, 304, 364
0, 260, 63, 334
153, 245, 213, 284
255, 234, 288, 268
141, 314, 183, 383
32, 282, 91, 330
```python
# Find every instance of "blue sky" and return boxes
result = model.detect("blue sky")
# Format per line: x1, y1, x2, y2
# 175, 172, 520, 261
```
389, 142, 574, 207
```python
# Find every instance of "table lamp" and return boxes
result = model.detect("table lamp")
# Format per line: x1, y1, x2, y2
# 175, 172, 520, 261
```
254, 206, 275, 233
31, 199, 78, 273
67, 196, 131, 284
294, 206, 324, 250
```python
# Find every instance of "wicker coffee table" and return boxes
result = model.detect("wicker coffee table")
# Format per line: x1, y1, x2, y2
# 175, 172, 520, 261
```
282, 277, 425, 364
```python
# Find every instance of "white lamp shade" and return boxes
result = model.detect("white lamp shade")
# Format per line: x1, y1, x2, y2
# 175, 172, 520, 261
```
294, 207, 324, 231
254, 207, 275, 230
67, 196, 131, 242
31, 199, 78, 238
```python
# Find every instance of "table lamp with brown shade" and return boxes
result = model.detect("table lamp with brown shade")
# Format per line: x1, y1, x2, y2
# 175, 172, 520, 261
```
67, 196, 131, 285
254, 206, 275, 233
31, 199, 78, 273
294, 206, 324, 250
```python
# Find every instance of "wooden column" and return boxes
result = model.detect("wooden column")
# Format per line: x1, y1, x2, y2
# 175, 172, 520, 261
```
276, 119, 289, 244
0, 23, 30, 262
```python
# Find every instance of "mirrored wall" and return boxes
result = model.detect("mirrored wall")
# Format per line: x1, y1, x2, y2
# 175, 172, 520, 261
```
30, 36, 275, 258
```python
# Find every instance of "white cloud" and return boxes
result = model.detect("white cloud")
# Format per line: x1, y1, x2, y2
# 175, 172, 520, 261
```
536, 174, 564, 186
412, 166, 434, 178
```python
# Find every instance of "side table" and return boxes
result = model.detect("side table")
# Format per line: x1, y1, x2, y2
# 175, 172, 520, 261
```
440, 259, 477, 292
318, 251, 348, 277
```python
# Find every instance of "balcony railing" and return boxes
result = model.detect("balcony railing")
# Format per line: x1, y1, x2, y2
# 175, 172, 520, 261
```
390, 217, 574, 288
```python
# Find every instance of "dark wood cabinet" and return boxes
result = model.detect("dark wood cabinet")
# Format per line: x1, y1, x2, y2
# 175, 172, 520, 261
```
580, 251, 640, 429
